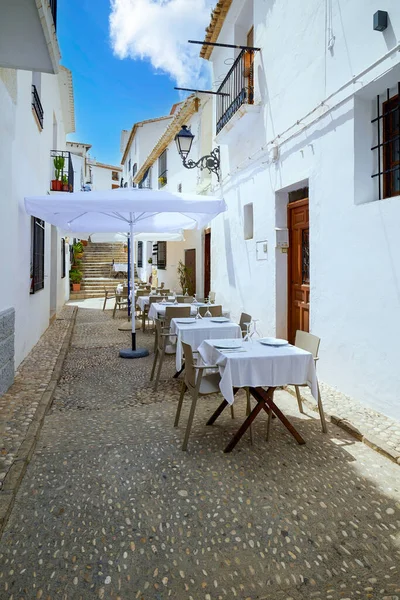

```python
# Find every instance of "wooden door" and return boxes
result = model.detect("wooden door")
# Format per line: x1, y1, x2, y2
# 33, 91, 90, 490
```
185, 249, 196, 296
204, 231, 211, 299
288, 198, 310, 343
244, 27, 254, 104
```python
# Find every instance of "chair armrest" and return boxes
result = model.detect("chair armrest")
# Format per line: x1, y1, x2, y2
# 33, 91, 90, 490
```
160, 332, 177, 338
314, 357, 319, 363
194, 364, 218, 370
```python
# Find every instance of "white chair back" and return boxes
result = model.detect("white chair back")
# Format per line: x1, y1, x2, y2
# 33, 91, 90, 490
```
294, 330, 320, 358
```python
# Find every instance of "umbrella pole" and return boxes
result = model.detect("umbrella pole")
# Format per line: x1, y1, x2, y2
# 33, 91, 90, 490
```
119, 221, 149, 359
127, 233, 131, 318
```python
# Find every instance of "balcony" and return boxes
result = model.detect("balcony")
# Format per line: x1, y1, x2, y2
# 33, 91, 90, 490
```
32, 85, 44, 130
50, 151, 74, 192
215, 49, 260, 142
0, 0, 60, 73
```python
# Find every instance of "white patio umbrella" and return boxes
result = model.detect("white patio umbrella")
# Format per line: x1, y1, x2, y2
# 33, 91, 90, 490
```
25, 188, 226, 358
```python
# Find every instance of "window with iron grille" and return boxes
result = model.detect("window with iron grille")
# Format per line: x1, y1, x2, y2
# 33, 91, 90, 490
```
371, 84, 400, 199
61, 238, 66, 279
132, 163, 137, 188
112, 171, 119, 181
158, 150, 167, 188
128, 158, 131, 173
156, 241, 167, 270
31, 217, 45, 294
137, 241, 143, 268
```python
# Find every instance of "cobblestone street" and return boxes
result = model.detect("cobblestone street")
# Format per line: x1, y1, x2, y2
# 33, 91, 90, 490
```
0, 306, 399, 599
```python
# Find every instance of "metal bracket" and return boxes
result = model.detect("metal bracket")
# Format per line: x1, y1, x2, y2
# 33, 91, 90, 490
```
182, 147, 221, 181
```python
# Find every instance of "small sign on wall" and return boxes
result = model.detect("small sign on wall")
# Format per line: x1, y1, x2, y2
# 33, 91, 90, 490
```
256, 240, 268, 260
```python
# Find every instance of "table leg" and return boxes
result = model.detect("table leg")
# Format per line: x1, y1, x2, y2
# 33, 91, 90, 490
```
206, 388, 240, 426
223, 392, 269, 453
173, 363, 185, 379
250, 387, 305, 445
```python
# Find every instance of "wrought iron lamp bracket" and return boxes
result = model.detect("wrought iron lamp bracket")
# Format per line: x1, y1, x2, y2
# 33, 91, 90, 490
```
182, 147, 221, 181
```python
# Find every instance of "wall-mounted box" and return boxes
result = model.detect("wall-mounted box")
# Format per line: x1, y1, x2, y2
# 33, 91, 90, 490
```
256, 240, 268, 260
275, 227, 289, 249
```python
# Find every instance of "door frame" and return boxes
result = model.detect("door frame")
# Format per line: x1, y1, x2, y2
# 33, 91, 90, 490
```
287, 197, 309, 342
204, 228, 211, 299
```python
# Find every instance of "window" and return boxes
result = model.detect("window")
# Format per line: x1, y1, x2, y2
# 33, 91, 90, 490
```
31, 72, 43, 130
128, 158, 131, 173
112, 171, 119, 181
383, 94, 400, 198
132, 163, 137, 188
158, 150, 167, 188
137, 241, 143, 268
156, 241, 167, 269
31, 217, 45, 294
61, 238, 66, 279
372, 86, 400, 199
243, 203, 254, 240
177, 183, 182, 193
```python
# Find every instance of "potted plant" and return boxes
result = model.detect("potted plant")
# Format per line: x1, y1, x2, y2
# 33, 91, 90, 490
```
177, 260, 193, 295
73, 241, 84, 260
70, 269, 82, 291
158, 175, 167, 187
61, 174, 69, 192
148, 257, 153, 264
51, 156, 65, 191
81, 239, 88, 247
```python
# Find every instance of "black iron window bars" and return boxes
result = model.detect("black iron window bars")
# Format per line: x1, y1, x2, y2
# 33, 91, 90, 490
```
216, 48, 257, 135
31, 218, 45, 294
32, 84, 44, 129
371, 83, 400, 200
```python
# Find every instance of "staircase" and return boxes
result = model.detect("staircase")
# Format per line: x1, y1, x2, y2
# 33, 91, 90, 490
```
70, 242, 138, 300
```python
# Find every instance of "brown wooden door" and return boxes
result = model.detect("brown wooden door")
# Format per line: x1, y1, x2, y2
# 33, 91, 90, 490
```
288, 198, 310, 343
204, 231, 211, 299
185, 249, 196, 296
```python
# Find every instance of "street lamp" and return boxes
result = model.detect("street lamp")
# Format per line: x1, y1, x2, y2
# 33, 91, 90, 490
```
174, 125, 221, 181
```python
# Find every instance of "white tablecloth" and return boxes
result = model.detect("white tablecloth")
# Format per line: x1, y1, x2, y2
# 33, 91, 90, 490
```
113, 263, 128, 272
170, 318, 241, 370
137, 296, 174, 311
148, 302, 207, 320
198, 339, 318, 405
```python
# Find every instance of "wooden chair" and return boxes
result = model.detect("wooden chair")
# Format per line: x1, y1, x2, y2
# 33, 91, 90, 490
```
150, 319, 177, 391
165, 305, 191, 326
112, 286, 129, 318
174, 342, 236, 451
199, 305, 222, 317
103, 287, 116, 311
239, 312, 252, 337
266, 330, 327, 436
143, 295, 163, 331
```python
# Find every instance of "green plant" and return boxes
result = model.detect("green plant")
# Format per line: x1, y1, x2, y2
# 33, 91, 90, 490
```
69, 269, 82, 284
158, 176, 167, 186
53, 156, 65, 181
73, 242, 84, 255
177, 260, 193, 294
73, 259, 82, 268
148, 257, 153, 264
62, 174, 68, 185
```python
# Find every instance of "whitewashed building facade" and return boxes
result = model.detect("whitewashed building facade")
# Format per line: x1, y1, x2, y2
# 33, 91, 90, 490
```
126, 96, 215, 297
201, 0, 400, 419
0, 1, 75, 394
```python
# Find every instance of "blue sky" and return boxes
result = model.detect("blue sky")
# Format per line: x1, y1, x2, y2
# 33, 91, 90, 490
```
57, 0, 213, 166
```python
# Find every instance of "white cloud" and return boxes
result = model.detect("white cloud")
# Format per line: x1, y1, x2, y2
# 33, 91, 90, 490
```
109, 0, 214, 88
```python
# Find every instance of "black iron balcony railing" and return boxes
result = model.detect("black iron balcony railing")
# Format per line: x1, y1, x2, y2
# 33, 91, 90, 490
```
32, 84, 44, 129
216, 49, 255, 135
50, 150, 74, 192
50, 0, 57, 30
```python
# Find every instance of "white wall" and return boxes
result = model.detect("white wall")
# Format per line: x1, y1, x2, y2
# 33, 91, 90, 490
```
90, 164, 120, 191
208, 0, 400, 419
0, 67, 70, 371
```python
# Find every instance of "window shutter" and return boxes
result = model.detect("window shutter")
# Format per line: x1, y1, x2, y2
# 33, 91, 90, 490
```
156, 241, 167, 270
137, 241, 143, 268
31, 217, 45, 293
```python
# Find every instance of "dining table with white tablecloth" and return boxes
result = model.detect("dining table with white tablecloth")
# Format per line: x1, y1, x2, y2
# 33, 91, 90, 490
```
137, 295, 174, 312
113, 262, 128, 273
148, 302, 207, 320
197, 338, 319, 451
170, 318, 242, 371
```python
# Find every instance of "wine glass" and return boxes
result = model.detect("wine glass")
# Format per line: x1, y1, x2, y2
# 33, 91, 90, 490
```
243, 321, 252, 342
204, 305, 212, 318
192, 293, 197, 304
251, 319, 262, 339
195, 306, 202, 320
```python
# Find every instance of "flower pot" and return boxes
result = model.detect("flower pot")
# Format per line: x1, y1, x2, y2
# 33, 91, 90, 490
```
72, 283, 81, 291
51, 180, 62, 191
62, 184, 69, 192
75, 252, 83, 259
81, 240, 88, 247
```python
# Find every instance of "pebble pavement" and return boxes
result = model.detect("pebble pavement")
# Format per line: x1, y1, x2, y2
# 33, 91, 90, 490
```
0, 306, 75, 489
0, 306, 399, 599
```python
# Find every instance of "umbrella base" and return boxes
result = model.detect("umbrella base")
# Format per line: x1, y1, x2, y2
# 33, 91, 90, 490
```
118, 321, 140, 331
119, 348, 149, 359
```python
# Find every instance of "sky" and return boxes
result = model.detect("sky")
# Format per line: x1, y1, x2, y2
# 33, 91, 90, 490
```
57, 0, 214, 166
